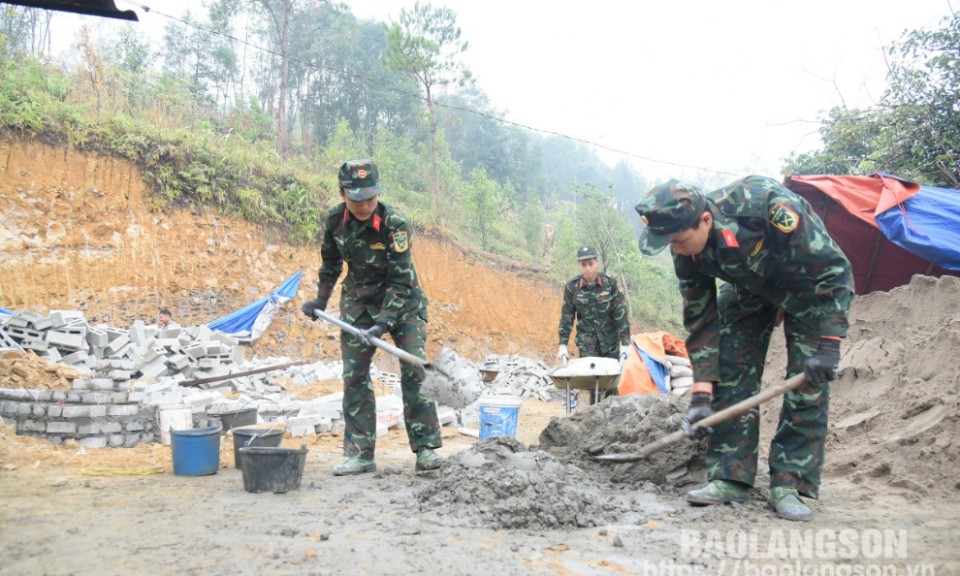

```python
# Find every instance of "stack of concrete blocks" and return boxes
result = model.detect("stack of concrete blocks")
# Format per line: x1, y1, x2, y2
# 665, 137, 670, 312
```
481, 354, 557, 400
0, 377, 157, 448
1, 309, 463, 447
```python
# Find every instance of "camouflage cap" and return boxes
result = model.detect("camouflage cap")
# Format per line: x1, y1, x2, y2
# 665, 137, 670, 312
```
576, 246, 598, 260
338, 159, 382, 201
634, 179, 707, 255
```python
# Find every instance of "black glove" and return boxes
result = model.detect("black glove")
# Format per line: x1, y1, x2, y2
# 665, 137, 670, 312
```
682, 392, 714, 439
301, 298, 327, 319
804, 337, 841, 384
357, 324, 387, 346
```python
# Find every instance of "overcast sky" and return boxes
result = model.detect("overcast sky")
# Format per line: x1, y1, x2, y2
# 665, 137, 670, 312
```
58, 0, 956, 183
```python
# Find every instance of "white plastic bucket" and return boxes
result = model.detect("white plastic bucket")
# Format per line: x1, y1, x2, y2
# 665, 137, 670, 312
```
477, 395, 523, 441
158, 404, 193, 446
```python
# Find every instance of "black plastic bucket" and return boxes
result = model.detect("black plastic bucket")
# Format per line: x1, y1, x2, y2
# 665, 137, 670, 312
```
215, 407, 258, 433
231, 426, 284, 469
239, 445, 308, 494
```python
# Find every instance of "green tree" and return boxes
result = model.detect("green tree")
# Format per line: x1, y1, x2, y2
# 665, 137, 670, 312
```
462, 166, 502, 249
784, 11, 960, 188
384, 1, 472, 227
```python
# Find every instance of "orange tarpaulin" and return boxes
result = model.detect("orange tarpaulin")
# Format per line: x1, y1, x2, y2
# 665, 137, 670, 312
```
619, 331, 688, 396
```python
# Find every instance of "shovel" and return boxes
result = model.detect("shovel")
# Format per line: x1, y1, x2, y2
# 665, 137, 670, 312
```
312, 309, 483, 409
591, 373, 808, 463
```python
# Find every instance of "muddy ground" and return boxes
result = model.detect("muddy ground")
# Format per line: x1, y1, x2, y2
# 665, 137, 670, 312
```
2, 140, 960, 574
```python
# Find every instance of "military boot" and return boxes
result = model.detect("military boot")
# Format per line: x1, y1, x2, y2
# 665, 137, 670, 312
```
333, 456, 376, 476
414, 447, 443, 472
768, 487, 813, 522
685, 480, 750, 505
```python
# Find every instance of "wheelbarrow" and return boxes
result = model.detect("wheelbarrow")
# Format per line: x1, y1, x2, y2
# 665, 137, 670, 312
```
545, 357, 622, 414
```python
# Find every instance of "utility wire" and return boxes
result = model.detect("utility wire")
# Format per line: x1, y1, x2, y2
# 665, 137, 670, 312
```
117, 0, 736, 177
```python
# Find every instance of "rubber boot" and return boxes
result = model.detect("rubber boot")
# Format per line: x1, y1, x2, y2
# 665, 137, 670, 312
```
333, 456, 376, 476
414, 447, 443, 472
767, 487, 813, 522
685, 480, 750, 505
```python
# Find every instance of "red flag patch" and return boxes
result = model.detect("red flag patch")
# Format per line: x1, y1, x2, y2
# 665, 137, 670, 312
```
720, 229, 739, 248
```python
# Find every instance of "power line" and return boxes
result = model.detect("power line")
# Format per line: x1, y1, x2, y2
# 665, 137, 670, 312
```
118, 0, 736, 177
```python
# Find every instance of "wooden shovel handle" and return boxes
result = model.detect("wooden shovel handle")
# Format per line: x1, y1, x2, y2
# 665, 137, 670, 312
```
593, 373, 808, 463
313, 309, 426, 368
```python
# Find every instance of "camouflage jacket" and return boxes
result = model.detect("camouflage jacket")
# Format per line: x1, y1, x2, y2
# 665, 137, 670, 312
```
675, 176, 854, 382
315, 201, 426, 328
558, 272, 630, 347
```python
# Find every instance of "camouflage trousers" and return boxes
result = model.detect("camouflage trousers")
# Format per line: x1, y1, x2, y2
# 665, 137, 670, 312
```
575, 333, 621, 405
709, 284, 829, 498
339, 310, 442, 459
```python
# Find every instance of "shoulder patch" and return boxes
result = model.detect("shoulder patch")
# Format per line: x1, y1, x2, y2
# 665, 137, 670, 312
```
392, 231, 409, 253
720, 229, 739, 248
768, 203, 800, 233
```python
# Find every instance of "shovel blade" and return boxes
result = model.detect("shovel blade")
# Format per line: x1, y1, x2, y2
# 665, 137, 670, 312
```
590, 452, 649, 463
421, 347, 484, 409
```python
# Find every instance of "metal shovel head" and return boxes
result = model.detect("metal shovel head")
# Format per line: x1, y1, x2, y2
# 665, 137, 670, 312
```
421, 347, 484, 409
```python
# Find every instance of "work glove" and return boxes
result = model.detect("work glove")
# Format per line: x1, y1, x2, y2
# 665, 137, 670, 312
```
619, 344, 630, 365
804, 337, 842, 384
557, 344, 569, 365
301, 298, 327, 319
682, 390, 715, 439
358, 324, 387, 346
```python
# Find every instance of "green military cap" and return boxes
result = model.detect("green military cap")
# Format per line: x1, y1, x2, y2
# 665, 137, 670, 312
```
577, 245, 598, 260
634, 179, 707, 255
338, 159, 382, 201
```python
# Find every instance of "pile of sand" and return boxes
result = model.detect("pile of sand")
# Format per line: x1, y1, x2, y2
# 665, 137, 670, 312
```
761, 274, 960, 498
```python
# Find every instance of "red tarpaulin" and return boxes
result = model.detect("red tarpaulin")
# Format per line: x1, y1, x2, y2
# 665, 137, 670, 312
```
785, 174, 960, 294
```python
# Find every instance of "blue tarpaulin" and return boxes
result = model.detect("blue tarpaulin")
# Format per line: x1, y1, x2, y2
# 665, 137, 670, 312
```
208, 271, 302, 342
0, 307, 13, 317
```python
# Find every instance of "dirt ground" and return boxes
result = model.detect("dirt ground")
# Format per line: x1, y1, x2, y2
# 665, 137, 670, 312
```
2, 139, 960, 574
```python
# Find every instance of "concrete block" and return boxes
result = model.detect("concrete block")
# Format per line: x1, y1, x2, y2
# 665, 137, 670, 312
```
23, 339, 49, 352
139, 357, 169, 380
60, 349, 89, 366
125, 421, 144, 432
61, 405, 92, 418
288, 424, 316, 437
197, 357, 221, 369
49, 310, 85, 328
184, 343, 206, 359
47, 421, 77, 434
18, 420, 46, 433
27, 314, 53, 331
108, 434, 124, 447
46, 330, 85, 350
66, 392, 82, 403
194, 325, 213, 341
78, 423, 100, 435
86, 328, 108, 347
128, 321, 147, 345
43, 347, 62, 363
107, 405, 140, 417
143, 390, 183, 406
166, 354, 190, 371
104, 334, 130, 356
107, 370, 132, 381
90, 379, 117, 391
99, 421, 123, 434
47, 405, 63, 417
78, 436, 107, 449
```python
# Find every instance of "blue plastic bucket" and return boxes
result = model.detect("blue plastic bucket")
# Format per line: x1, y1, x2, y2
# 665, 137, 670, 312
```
171, 423, 222, 476
478, 395, 523, 441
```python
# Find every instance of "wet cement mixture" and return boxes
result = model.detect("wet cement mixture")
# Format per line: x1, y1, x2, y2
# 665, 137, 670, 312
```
2, 141, 960, 574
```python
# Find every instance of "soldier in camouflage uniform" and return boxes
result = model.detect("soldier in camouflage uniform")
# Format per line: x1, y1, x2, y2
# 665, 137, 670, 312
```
557, 245, 632, 404
634, 176, 853, 521
301, 159, 442, 476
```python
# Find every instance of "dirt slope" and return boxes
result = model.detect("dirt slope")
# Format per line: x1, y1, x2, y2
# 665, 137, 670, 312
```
0, 137, 560, 365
